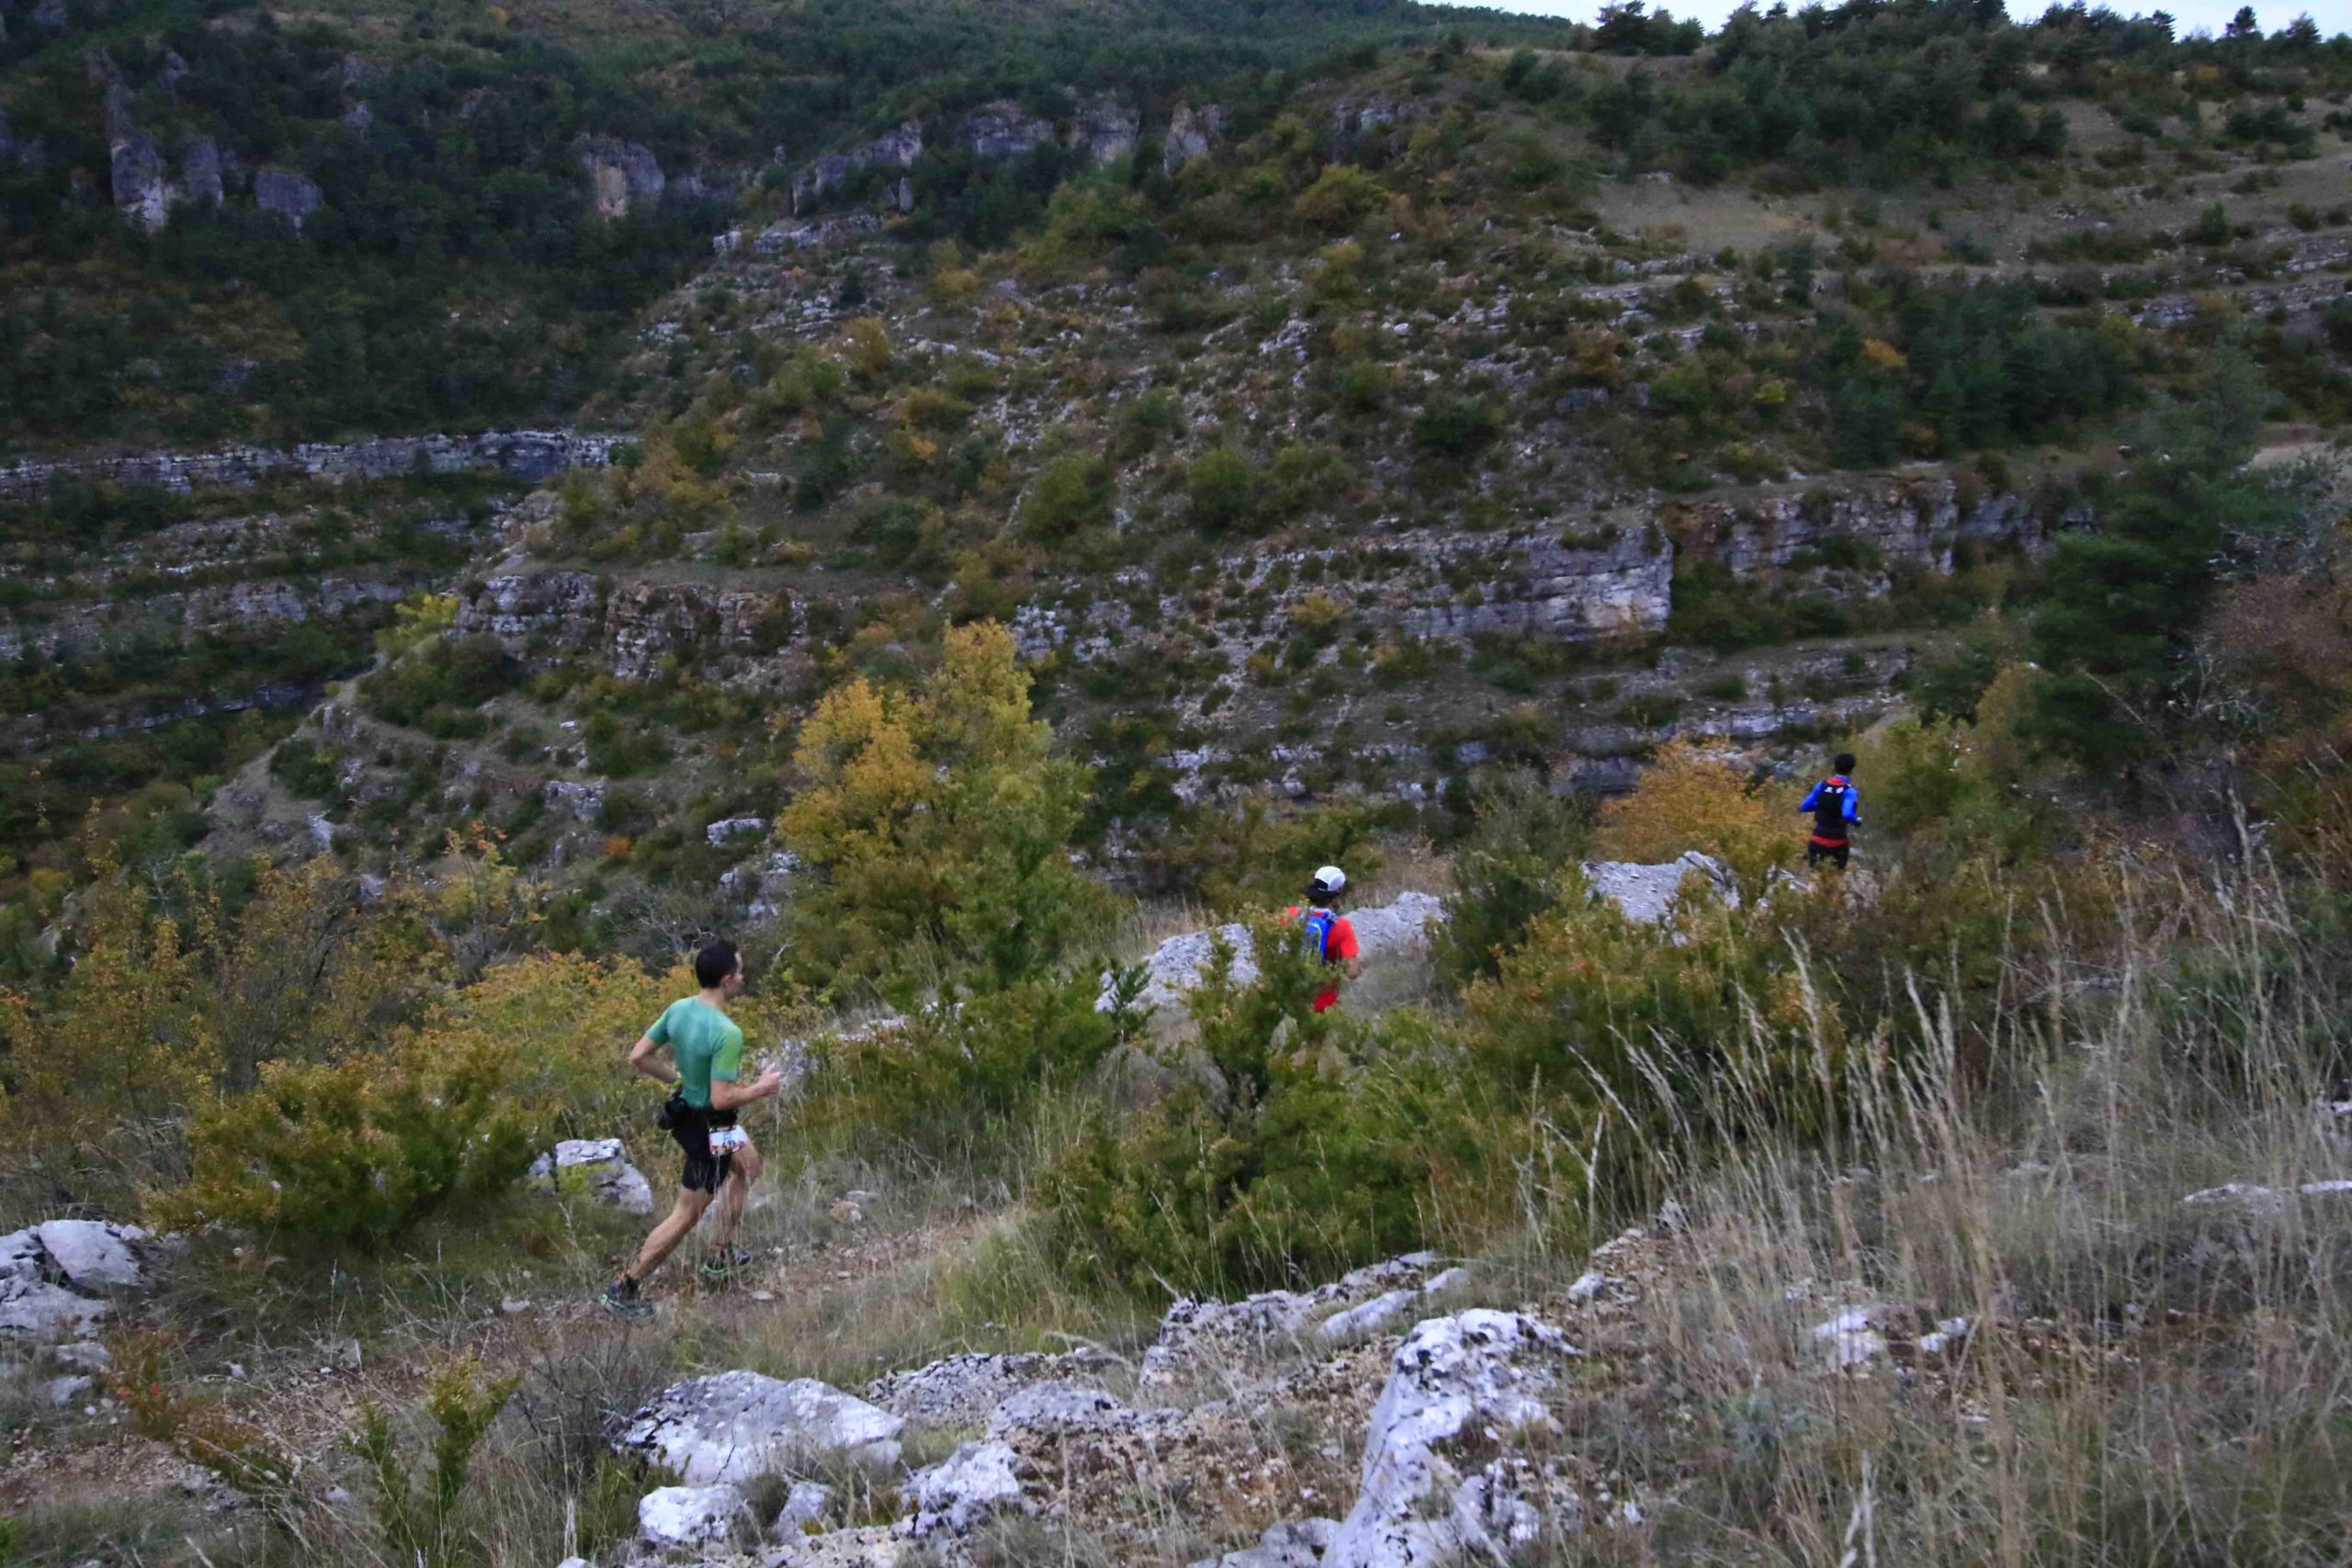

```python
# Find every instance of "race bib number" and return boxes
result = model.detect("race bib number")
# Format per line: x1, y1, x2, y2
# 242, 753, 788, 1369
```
707, 1125, 749, 1157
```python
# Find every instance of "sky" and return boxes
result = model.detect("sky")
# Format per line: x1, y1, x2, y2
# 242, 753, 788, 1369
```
1431, 2, 2335, 39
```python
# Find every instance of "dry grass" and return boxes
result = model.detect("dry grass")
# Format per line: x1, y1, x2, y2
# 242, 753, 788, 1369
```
1511, 864, 2352, 1567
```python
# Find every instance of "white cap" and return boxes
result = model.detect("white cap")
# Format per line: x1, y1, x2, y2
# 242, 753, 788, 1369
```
1311, 864, 1347, 897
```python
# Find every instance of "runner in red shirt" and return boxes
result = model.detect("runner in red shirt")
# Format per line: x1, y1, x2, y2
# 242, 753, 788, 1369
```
1287, 864, 1363, 1013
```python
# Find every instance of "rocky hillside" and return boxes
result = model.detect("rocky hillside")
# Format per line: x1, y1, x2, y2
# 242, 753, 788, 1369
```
183, 13, 2352, 945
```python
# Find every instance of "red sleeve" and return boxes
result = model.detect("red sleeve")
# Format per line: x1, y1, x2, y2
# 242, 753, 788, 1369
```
1329, 919, 1359, 961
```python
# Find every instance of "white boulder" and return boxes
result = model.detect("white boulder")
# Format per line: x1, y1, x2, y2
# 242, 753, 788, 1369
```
1325, 1311, 1582, 1568
1102, 893, 1447, 1015
1580, 852, 1736, 925
901, 1438, 1027, 1537
639, 1483, 745, 1549
527, 1138, 654, 1216
618, 1371, 904, 1483
33, 1220, 148, 1291
51, 1340, 112, 1374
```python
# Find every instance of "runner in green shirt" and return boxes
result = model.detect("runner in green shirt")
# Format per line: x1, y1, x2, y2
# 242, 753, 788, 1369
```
601, 940, 784, 1317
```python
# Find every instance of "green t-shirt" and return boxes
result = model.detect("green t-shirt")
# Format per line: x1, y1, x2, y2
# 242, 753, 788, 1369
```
650, 998, 744, 1111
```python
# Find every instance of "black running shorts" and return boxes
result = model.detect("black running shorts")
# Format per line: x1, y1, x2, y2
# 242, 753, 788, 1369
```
1806, 840, 1851, 870
669, 1105, 740, 1194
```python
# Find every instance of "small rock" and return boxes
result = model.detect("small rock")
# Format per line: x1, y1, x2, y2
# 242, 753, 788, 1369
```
774, 1479, 838, 1536
0, 1282, 109, 1345
1566, 1270, 1608, 1303
1192, 1517, 1338, 1567
500, 1298, 532, 1315
1916, 1316, 1972, 1359
50, 1340, 112, 1374
1317, 1290, 1418, 1343
528, 1138, 655, 1216
618, 1371, 904, 1483
639, 1482, 745, 1549
46, 1374, 92, 1407
901, 1438, 1026, 1537
1810, 1307, 1887, 1368
986, 1381, 1136, 1439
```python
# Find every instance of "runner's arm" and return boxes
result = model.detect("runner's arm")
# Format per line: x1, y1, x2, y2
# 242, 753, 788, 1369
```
1799, 781, 1823, 814
628, 1033, 677, 1085
707, 1066, 784, 1110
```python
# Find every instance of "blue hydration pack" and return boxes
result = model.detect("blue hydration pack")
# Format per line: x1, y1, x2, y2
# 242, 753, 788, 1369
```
1300, 907, 1337, 963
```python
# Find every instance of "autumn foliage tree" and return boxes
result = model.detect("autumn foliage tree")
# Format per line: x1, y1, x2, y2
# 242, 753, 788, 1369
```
780, 621, 1102, 996
1594, 738, 1792, 892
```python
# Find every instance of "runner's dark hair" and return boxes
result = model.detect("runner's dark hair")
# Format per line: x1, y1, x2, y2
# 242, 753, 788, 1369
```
695, 939, 740, 988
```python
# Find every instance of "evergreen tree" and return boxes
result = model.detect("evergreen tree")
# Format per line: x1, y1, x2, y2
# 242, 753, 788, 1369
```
2027, 353, 2282, 770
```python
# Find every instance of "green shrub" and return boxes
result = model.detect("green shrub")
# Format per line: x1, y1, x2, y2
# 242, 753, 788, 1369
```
166, 1021, 540, 1246
1044, 922, 1513, 1295
1186, 447, 1261, 534
355, 1355, 522, 1568
268, 736, 344, 801
1432, 782, 1592, 988
796, 973, 1146, 1156
1022, 455, 1114, 542
362, 637, 516, 740
1414, 397, 1500, 459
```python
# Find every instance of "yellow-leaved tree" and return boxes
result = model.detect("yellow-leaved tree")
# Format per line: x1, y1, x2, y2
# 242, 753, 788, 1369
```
781, 621, 1102, 995
0, 855, 220, 1207
1594, 739, 1792, 894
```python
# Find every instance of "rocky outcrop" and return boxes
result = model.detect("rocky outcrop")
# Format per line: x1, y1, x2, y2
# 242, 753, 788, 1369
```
452, 569, 798, 683
1065, 94, 1138, 167
107, 130, 169, 231
866, 1347, 1114, 1433
792, 122, 922, 213
1139, 1251, 1447, 1395
1324, 1312, 1583, 1567
1664, 477, 2060, 577
0, 1220, 161, 1345
0, 430, 617, 501
1164, 103, 1227, 171
254, 165, 323, 231
1397, 525, 1674, 645
579, 138, 664, 219
617, 1371, 905, 1484
526, 1137, 653, 1214
957, 100, 1056, 161
1102, 891, 1446, 1016
717, 211, 887, 255
0, 574, 408, 663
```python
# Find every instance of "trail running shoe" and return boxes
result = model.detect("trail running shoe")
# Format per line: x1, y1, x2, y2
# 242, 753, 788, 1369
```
598, 1280, 654, 1319
698, 1247, 754, 1283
